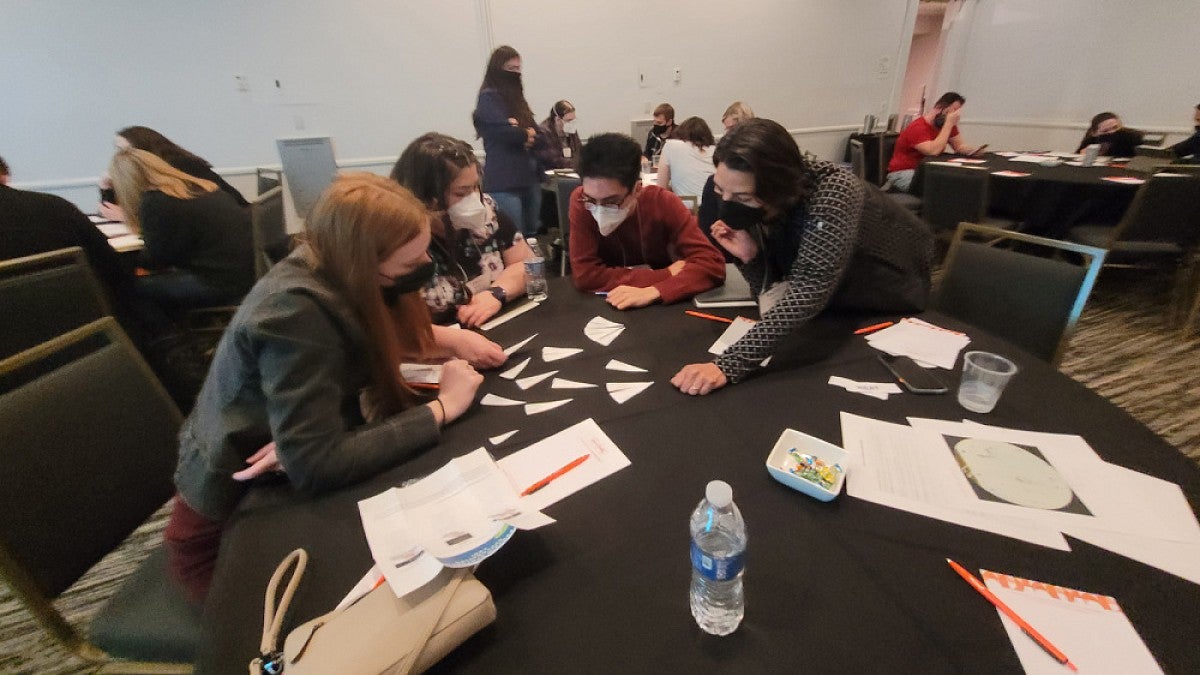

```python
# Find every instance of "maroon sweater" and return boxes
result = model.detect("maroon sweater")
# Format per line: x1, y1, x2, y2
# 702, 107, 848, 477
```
568, 184, 725, 304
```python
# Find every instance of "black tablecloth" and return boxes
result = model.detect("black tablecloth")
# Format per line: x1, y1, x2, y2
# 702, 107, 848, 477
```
196, 279, 1200, 673
914, 154, 1145, 236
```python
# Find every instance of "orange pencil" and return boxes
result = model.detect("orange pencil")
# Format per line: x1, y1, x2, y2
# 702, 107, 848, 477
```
854, 321, 894, 335
520, 455, 589, 496
685, 310, 734, 324
946, 559, 1077, 672
409, 382, 439, 391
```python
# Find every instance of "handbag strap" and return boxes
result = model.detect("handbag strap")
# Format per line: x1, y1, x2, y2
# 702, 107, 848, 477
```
397, 567, 467, 675
250, 548, 308, 675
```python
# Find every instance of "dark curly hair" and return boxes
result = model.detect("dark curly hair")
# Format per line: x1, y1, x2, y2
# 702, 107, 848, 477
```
578, 133, 643, 191
390, 132, 478, 210
117, 126, 210, 169
713, 118, 816, 219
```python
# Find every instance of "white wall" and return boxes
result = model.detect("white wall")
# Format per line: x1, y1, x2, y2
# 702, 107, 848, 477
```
3, 0, 917, 211
937, 0, 1200, 152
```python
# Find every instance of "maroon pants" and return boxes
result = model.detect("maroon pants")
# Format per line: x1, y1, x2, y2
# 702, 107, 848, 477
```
163, 494, 224, 606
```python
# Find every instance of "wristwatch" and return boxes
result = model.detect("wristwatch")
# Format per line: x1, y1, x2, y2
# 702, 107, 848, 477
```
487, 286, 507, 305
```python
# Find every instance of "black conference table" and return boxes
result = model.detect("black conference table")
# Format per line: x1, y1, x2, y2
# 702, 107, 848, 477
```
913, 153, 1145, 237
197, 279, 1200, 673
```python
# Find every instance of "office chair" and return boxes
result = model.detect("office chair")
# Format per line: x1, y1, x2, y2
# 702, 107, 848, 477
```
849, 139, 867, 181
934, 223, 1106, 366
921, 163, 1014, 236
251, 185, 289, 278
0, 247, 111, 361
0, 318, 198, 671
255, 167, 283, 196
1067, 173, 1200, 327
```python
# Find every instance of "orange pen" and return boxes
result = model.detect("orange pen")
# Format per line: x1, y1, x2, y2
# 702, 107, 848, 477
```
520, 455, 590, 496
685, 310, 734, 324
854, 321, 894, 335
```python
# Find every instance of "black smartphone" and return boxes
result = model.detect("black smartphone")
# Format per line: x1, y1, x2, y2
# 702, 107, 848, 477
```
877, 353, 948, 394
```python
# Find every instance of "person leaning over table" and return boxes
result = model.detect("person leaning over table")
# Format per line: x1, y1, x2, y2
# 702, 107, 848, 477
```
698, 103, 757, 261
672, 119, 933, 396
535, 99, 583, 170
1075, 112, 1145, 158
164, 174, 494, 604
568, 132, 725, 310
391, 132, 534, 329
885, 91, 979, 193
1170, 102, 1200, 160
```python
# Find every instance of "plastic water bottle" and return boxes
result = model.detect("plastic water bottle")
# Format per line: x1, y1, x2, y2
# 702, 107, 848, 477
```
524, 238, 548, 301
689, 480, 746, 636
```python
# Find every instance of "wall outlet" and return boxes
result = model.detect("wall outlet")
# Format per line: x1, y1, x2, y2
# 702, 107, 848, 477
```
672, 66, 682, 83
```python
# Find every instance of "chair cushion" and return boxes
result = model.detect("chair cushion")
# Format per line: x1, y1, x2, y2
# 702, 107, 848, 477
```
887, 192, 922, 213
89, 547, 200, 663
1069, 225, 1185, 257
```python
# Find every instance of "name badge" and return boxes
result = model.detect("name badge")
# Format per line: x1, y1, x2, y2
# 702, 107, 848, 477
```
758, 281, 788, 315
563, 147, 572, 159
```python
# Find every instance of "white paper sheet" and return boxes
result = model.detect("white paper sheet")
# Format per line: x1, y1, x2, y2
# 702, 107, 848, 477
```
480, 393, 523, 406
107, 234, 144, 252
551, 378, 597, 389
503, 333, 538, 355
96, 222, 132, 237
828, 376, 902, 400
499, 357, 531, 380
840, 413, 1069, 549
524, 399, 572, 415
498, 418, 631, 512
542, 347, 583, 362
606, 381, 653, 404
516, 370, 558, 390
480, 301, 540, 330
865, 317, 970, 369
400, 363, 441, 384
707, 316, 757, 355
982, 570, 1162, 674
606, 359, 647, 373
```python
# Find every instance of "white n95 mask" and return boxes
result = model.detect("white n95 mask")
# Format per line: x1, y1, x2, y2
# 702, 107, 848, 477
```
586, 202, 630, 236
562, 120, 578, 135
447, 192, 489, 237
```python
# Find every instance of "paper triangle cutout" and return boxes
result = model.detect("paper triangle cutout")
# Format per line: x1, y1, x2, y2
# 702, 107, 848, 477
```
516, 370, 559, 390
500, 357, 531, 380
551, 378, 597, 389
481, 393, 524, 406
606, 381, 653, 404
606, 359, 647, 373
525, 399, 572, 415
503, 333, 538, 355
488, 430, 519, 445
542, 347, 584, 362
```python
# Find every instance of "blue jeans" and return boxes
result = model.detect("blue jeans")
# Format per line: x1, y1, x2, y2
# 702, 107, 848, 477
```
886, 169, 916, 193
490, 184, 543, 238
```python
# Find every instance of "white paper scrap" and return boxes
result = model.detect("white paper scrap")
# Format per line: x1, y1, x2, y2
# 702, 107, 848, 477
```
480, 301, 540, 331
335, 565, 383, 611
525, 399, 572, 415
828, 376, 902, 400
503, 334, 538, 355
400, 363, 441, 384
498, 418, 631, 511
584, 317, 626, 346
606, 381, 653, 404
488, 430, 519, 446
551, 378, 597, 389
708, 316, 758, 355
516, 370, 558, 390
542, 347, 583, 362
499, 357, 531, 380
481, 393, 524, 406
606, 359, 647, 373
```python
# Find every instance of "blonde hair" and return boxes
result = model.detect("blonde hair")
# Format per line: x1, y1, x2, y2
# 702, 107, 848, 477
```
302, 172, 436, 415
108, 148, 217, 232
722, 101, 755, 127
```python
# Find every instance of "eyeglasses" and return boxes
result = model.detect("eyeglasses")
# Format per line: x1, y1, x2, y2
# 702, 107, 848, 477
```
577, 189, 630, 208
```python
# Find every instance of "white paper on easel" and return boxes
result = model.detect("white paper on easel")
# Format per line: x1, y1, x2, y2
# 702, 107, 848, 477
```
516, 370, 558, 390
503, 334, 538, 355
606, 359, 647, 373
499, 357, 531, 380
982, 570, 1162, 674
525, 399, 572, 415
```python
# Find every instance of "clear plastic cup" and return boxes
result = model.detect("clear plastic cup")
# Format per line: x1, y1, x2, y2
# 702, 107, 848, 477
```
957, 351, 1018, 414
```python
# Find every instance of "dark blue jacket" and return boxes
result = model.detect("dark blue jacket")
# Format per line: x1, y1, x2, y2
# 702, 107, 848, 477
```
473, 88, 537, 192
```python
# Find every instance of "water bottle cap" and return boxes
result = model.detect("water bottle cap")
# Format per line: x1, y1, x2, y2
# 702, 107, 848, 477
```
705, 480, 733, 508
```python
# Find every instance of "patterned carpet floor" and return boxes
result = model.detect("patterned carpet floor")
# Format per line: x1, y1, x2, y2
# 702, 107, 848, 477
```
2, 268, 1198, 674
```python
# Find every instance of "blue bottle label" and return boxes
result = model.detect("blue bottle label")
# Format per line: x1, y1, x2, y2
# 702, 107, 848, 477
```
690, 541, 744, 581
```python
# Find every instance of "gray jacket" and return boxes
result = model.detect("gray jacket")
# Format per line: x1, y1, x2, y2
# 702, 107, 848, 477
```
174, 250, 440, 521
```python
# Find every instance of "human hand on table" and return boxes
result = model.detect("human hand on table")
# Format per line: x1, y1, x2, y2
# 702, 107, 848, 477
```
710, 221, 758, 263
232, 442, 281, 481
671, 362, 728, 396
437, 358, 484, 422
456, 292, 502, 328
445, 328, 507, 369
99, 201, 126, 222
606, 285, 661, 310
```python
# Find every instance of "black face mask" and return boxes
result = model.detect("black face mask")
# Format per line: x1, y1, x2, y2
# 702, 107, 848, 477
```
933, 113, 947, 128
1193, 125, 1199, 133
1092, 132, 1114, 143
380, 262, 435, 306
500, 71, 522, 86
652, 124, 669, 135
718, 200, 764, 231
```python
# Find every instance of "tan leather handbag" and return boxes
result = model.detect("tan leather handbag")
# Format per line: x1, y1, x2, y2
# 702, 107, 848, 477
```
251, 550, 496, 675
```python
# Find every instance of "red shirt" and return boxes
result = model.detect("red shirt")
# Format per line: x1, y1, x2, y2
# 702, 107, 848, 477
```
888, 117, 960, 173
568, 184, 725, 303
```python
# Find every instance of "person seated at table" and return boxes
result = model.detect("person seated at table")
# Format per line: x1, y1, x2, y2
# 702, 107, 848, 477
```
657, 116, 716, 199
886, 92, 979, 193
722, 101, 755, 132
164, 173, 493, 603
1075, 112, 1145, 157
391, 132, 533, 328
644, 103, 677, 163
672, 119, 932, 396
569, 133, 725, 310
99, 125, 248, 222
108, 148, 256, 315
1170, 103, 1200, 160
535, 100, 583, 170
